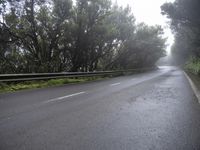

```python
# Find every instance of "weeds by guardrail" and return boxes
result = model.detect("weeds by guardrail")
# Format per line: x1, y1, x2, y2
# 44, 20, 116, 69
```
0, 68, 155, 82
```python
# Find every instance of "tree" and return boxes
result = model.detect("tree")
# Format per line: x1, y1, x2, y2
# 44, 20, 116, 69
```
112, 24, 166, 69
0, 0, 167, 73
161, 0, 200, 64
2, 0, 73, 72
69, 0, 114, 71
99, 4, 136, 70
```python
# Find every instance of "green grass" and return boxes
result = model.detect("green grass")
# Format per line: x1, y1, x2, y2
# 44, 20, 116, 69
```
0, 77, 106, 94
185, 57, 200, 75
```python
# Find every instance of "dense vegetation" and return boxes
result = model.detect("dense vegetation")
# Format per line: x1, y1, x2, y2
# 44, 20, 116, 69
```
0, 77, 105, 93
0, 0, 166, 73
161, 0, 200, 73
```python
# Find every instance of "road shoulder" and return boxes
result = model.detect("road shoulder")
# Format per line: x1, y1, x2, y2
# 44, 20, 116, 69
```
184, 71, 200, 104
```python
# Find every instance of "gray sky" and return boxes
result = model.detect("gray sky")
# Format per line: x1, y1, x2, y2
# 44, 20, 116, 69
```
114, 0, 175, 54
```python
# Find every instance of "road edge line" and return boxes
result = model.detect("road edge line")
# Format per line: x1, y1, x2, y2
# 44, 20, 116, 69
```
184, 71, 200, 104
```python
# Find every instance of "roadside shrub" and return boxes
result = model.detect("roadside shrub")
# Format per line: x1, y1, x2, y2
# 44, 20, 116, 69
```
185, 57, 200, 75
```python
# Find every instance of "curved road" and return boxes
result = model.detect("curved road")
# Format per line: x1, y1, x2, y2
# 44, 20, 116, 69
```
0, 66, 200, 150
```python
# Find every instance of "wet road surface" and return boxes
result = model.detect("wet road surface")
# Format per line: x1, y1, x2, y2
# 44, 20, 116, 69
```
0, 66, 200, 150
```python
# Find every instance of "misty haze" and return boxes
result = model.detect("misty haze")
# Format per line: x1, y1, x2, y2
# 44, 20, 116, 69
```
0, 0, 200, 149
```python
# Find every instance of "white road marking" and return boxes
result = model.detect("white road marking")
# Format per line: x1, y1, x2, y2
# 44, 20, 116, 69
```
44, 92, 86, 103
110, 82, 121, 86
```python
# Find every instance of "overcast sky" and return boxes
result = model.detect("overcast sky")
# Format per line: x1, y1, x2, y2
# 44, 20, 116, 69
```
114, 0, 175, 53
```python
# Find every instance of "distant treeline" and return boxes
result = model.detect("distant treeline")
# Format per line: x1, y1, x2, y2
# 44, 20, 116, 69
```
0, 0, 166, 73
161, 0, 200, 65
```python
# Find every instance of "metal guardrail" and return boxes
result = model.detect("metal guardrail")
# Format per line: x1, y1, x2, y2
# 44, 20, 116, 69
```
0, 68, 155, 82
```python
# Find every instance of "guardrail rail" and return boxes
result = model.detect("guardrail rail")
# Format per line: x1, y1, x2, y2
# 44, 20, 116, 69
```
0, 68, 155, 82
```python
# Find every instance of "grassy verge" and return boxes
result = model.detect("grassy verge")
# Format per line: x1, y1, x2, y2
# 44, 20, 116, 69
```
185, 57, 200, 75
185, 57, 200, 100
0, 77, 107, 94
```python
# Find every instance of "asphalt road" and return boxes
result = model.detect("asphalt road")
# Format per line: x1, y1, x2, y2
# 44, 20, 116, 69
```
0, 66, 200, 150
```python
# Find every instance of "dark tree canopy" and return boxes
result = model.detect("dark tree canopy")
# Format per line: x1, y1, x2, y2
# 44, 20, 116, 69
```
161, 0, 200, 65
0, 0, 166, 73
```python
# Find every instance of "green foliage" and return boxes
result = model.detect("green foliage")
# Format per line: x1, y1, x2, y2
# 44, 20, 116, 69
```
109, 24, 166, 69
161, 0, 200, 65
0, 0, 166, 74
0, 77, 104, 93
185, 57, 200, 75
